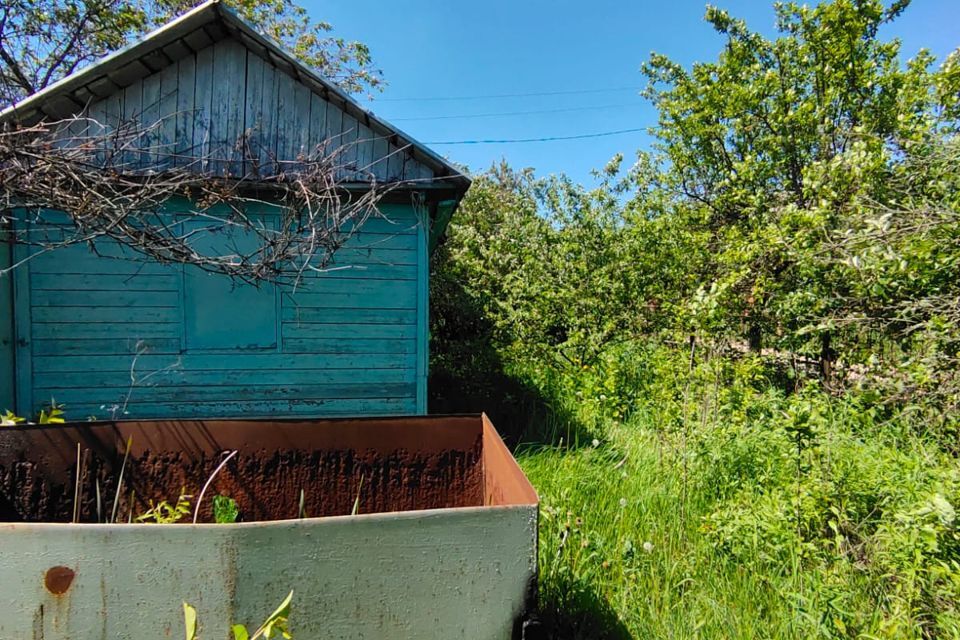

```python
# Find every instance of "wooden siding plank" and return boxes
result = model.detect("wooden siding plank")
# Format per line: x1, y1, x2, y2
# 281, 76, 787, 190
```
308, 92, 328, 160
209, 40, 229, 175
281, 292, 415, 310
339, 111, 359, 180
31, 323, 181, 340
229, 42, 249, 177
32, 306, 181, 324
0, 238, 13, 412
281, 323, 415, 340
258, 60, 280, 174
280, 307, 416, 325
33, 352, 417, 373
193, 44, 214, 172
325, 100, 343, 173
11, 237, 32, 415
174, 53, 196, 167
416, 205, 429, 413
386, 142, 404, 182
294, 263, 417, 281
46, 382, 416, 404
292, 80, 312, 170
340, 233, 420, 251
27, 243, 419, 272
31, 338, 181, 356
209, 39, 247, 177
274, 69, 297, 175
140, 71, 162, 167
30, 290, 180, 307
282, 338, 416, 355
324, 247, 419, 266
102, 92, 123, 166
84, 98, 108, 164
371, 134, 389, 181
31, 273, 180, 291
291, 277, 416, 296
157, 62, 179, 169
29, 258, 178, 275
356, 122, 375, 179
35, 367, 413, 389
121, 81, 142, 168
244, 52, 265, 176
56, 398, 417, 420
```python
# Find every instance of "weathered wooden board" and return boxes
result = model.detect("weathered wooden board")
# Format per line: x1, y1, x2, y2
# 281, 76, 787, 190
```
0, 240, 13, 411
17, 203, 426, 419
65, 34, 438, 180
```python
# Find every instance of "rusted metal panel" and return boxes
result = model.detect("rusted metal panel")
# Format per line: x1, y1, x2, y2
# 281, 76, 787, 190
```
0, 415, 538, 639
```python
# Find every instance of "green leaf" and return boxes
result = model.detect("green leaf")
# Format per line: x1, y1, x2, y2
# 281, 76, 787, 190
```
183, 603, 198, 640
232, 624, 250, 640
213, 494, 240, 524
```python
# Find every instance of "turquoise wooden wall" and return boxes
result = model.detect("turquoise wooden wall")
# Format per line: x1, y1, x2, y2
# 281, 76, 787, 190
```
11, 202, 429, 419
0, 238, 13, 411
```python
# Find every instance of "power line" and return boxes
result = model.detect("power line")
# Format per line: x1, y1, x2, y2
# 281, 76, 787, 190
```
424, 127, 648, 145
390, 102, 642, 122
378, 86, 641, 102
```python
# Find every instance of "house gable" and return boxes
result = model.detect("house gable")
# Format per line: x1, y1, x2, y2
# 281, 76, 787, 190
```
1, 1, 468, 194
53, 37, 433, 183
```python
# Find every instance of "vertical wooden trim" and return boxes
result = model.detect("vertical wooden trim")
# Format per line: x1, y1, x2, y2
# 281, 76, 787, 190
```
0, 226, 14, 411
11, 216, 32, 415
415, 199, 430, 414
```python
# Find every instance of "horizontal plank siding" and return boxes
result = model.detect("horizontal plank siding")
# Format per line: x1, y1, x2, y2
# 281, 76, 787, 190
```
24, 203, 425, 419
47, 382, 416, 404
33, 352, 417, 373
62, 398, 417, 420
34, 367, 413, 389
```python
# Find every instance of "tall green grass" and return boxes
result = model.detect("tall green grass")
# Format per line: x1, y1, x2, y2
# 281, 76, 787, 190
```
512, 349, 960, 639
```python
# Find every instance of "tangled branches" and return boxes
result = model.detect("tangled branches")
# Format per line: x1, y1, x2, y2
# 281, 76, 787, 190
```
0, 113, 391, 284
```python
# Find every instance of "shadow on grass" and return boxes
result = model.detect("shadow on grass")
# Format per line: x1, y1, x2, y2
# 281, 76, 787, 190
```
430, 257, 631, 638
428, 258, 593, 447
533, 583, 633, 640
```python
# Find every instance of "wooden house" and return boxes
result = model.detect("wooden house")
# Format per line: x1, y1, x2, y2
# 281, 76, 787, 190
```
0, 1, 470, 419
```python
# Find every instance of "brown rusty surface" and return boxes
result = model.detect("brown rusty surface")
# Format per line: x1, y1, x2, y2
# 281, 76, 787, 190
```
44, 566, 75, 595
0, 415, 491, 523
481, 414, 538, 507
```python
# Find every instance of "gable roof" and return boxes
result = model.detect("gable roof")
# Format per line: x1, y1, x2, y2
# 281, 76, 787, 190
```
0, 0, 470, 194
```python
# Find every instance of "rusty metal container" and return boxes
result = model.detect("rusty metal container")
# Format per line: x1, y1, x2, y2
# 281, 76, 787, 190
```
0, 414, 538, 639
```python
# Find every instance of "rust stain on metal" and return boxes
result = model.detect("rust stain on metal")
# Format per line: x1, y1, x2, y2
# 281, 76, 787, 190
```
43, 566, 75, 595
0, 415, 539, 524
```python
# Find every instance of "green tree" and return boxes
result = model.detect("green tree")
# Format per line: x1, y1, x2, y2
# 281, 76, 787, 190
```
436, 161, 652, 373
638, 0, 958, 368
0, 0, 381, 108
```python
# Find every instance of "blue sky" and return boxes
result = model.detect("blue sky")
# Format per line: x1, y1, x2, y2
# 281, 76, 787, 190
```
305, 1, 960, 186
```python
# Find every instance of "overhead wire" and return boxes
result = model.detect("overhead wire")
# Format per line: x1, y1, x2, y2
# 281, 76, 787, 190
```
376, 86, 641, 102
389, 102, 643, 122
423, 128, 648, 145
